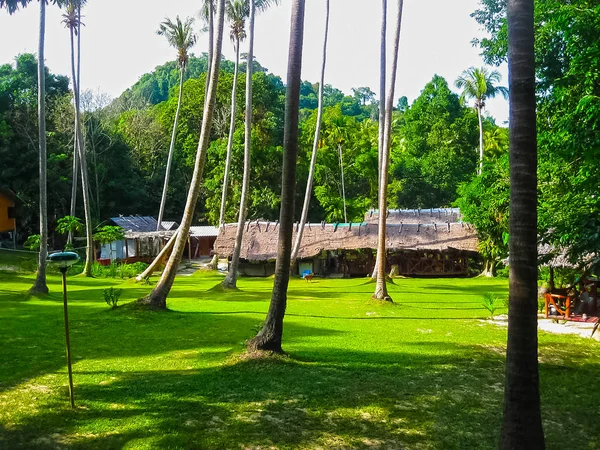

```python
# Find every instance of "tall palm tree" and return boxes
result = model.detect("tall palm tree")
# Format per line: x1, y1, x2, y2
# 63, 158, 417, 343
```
1, 0, 65, 293
156, 16, 198, 230
200, 0, 215, 97
218, 0, 247, 227
139, 0, 226, 310
373, 0, 403, 302
290, 0, 329, 265
500, 0, 545, 448
455, 66, 508, 175
371, 0, 387, 280
247, 0, 305, 353
63, 0, 93, 277
222, 0, 280, 289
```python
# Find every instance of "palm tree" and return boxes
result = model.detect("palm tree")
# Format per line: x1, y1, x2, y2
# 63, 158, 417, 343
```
138, 0, 226, 310
218, 0, 247, 227
455, 66, 508, 175
247, 0, 305, 353
156, 16, 198, 231
290, 0, 329, 265
500, 0, 545, 448
222, 0, 280, 289
371, 0, 387, 280
373, 0, 404, 302
200, 0, 215, 97
0, 0, 66, 293
62, 0, 93, 277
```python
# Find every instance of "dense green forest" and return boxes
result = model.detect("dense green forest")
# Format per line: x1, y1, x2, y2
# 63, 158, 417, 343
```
1, 52, 506, 244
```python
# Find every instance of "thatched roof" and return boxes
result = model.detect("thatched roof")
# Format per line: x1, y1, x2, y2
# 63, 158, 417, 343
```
365, 208, 463, 224
214, 221, 479, 261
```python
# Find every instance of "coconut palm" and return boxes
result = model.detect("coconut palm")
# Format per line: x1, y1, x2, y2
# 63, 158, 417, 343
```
290, 0, 329, 265
62, 0, 93, 277
222, 0, 280, 289
500, 0, 545, 448
0, 0, 66, 293
139, 0, 226, 310
455, 66, 508, 175
373, 0, 404, 302
217, 0, 247, 227
247, 0, 305, 353
156, 16, 198, 231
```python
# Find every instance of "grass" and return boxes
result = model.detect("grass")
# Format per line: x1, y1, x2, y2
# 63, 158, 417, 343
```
0, 271, 598, 449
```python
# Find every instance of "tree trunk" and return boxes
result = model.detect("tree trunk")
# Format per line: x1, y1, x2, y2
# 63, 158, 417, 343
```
338, 143, 347, 223
138, 0, 226, 310
67, 135, 79, 246
373, 0, 403, 302
247, 0, 305, 353
218, 37, 241, 226
136, 229, 179, 281
372, 0, 387, 281
69, 25, 93, 277
291, 0, 329, 265
157, 66, 185, 230
477, 105, 484, 175
500, 0, 545, 448
222, 0, 256, 289
30, 0, 48, 295
205, 0, 214, 99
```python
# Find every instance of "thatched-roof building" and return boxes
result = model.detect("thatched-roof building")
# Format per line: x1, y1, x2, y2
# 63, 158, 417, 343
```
214, 215, 479, 277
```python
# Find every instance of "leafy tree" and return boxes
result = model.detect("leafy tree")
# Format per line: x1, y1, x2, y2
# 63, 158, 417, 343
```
156, 15, 198, 230
56, 215, 83, 248
455, 66, 508, 175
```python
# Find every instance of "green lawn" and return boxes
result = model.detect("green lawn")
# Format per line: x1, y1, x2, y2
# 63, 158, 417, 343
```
0, 271, 598, 449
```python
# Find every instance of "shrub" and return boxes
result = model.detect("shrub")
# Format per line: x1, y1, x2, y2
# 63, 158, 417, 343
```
103, 287, 122, 309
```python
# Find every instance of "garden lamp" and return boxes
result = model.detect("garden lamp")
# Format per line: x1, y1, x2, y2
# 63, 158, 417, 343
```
47, 251, 79, 408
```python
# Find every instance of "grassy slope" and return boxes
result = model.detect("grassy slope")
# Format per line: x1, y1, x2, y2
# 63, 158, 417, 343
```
0, 271, 598, 449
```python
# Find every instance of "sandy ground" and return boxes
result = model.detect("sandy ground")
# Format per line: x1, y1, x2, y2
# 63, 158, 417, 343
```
490, 315, 599, 341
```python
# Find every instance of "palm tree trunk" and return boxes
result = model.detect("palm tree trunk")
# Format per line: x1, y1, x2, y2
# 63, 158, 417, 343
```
30, 0, 48, 295
67, 137, 79, 246
248, 0, 305, 353
218, 37, 241, 226
372, 0, 387, 280
139, 0, 226, 310
69, 25, 93, 277
222, 0, 256, 289
291, 0, 329, 265
500, 0, 545, 448
205, 0, 214, 99
157, 66, 185, 230
373, 0, 403, 302
338, 143, 347, 223
477, 106, 484, 175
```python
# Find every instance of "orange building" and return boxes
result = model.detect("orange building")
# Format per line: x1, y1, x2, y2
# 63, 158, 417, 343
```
0, 188, 17, 233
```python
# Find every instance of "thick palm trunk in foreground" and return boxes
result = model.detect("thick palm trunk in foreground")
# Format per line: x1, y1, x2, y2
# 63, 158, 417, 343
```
30, 0, 48, 295
500, 0, 545, 448
139, 0, 225, 310
291, 0, 329, 265
247, 0, 305, 353
157, 67, 185, 230
222, 0, 256, 289
373, 0, 403, 301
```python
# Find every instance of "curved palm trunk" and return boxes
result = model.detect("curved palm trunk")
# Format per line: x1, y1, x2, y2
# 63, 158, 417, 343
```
30, 0, 48, 295
248, 0, 305, 353
372, 0, 387, 280
477, 106, 484, 175
157, 66, 185, 230
291, 0, 329, 265
218, 37, 241, 226
205, 1, 215, 99
500, 0, 545, 448
139, 0, 226, 310
69, 25, 93, 277
222, 0, 256, 288
373, 0, 403, 302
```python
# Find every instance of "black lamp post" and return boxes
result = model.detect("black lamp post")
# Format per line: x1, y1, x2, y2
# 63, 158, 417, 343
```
47, 251, 80, 408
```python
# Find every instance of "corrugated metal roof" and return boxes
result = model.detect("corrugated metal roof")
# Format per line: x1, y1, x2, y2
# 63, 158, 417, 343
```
160, 221, 179, 231
190, 226, 219, 237
110, 216, 159, 232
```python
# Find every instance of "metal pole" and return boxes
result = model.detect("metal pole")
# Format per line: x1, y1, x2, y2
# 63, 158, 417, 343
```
61, 266, 75, 408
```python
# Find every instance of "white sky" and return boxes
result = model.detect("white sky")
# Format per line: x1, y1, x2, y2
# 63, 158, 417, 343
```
0, 0, 508, 124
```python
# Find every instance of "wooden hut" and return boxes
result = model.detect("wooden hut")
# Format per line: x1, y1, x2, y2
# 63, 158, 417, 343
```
0, 188, 17, 234
213, 215, 479, 277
